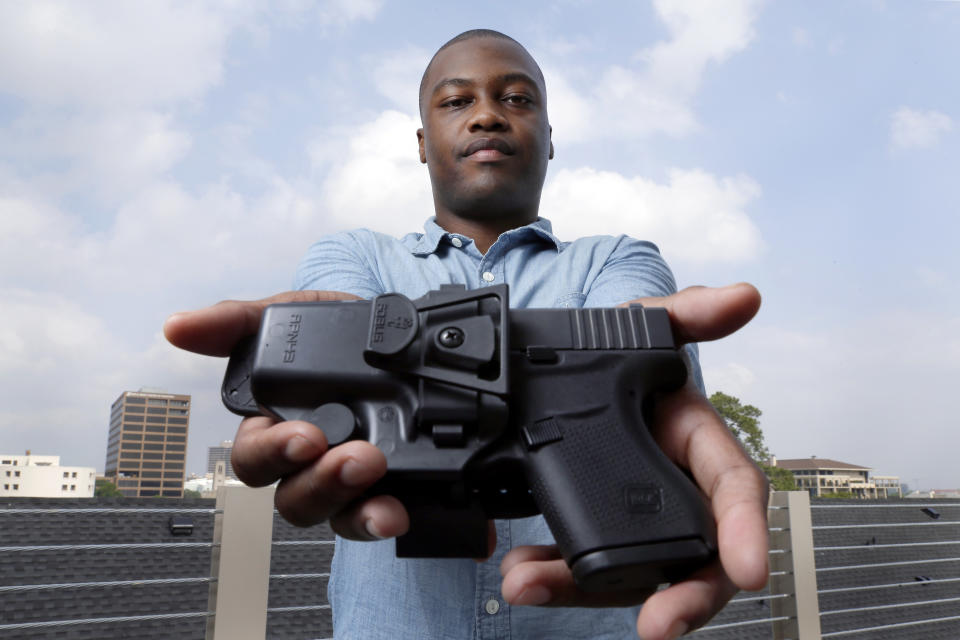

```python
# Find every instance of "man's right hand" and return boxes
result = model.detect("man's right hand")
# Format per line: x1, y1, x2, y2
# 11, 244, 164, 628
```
163, 291, 411, 540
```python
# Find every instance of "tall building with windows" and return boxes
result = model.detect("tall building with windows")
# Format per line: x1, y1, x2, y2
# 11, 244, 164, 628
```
207, 440, 237, 480
104, 389, 190, 497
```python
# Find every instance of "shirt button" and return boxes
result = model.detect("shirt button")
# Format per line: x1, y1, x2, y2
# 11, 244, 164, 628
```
484, 599, 500, 615
451, 237, 463, 248
482, 271, 495, 282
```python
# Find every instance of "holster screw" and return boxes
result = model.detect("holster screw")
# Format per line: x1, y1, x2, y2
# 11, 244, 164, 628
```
439, 327, 465, 348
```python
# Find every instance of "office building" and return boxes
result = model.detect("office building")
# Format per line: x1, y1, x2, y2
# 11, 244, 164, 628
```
771, 456, 902, 498
105, 389, 190, 497
1, 453, 96, 498
207, 440, 237, 480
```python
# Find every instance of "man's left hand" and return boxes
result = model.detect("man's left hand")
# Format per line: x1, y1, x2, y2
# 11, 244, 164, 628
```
499, 283, 768, 640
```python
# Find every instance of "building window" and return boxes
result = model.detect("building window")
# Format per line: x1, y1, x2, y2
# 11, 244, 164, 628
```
4, 471, 8, 477
126, 397, 146, 404
70, 485, 76, 491
62, 484, 68, 490
11, 484, 17, 490
14, 471, 19, 477
3, 484, 7, 490
63, 471, 69, 478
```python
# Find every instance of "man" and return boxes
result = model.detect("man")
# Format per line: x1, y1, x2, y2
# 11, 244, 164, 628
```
165, 30, 768, 639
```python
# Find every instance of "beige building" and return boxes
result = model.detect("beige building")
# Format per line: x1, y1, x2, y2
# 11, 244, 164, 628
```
0, 454, 96, 498
771, 456, 902, 498
104, 389, 190, 498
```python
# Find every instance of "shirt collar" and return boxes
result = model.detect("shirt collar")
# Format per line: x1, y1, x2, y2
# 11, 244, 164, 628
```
408, 216, 564, 256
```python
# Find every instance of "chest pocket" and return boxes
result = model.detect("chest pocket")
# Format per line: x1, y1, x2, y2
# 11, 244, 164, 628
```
553, 292, 586, 309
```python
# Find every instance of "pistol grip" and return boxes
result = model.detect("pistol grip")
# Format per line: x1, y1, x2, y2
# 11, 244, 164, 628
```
518, 351, 717, 591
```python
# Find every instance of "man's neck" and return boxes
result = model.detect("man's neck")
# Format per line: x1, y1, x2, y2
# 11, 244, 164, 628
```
435, 212, 537, 254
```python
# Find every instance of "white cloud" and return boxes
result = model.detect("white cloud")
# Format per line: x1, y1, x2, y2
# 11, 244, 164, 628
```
371, 46, 432, 114
703, 362, 757, 397
890, 107, 954, 149
0, 2, 231, 108
543, 0, 762, 143
541, 166, 763, 264
312, 110, 433, 236
0, 1, 384, 109
317, 0, 383, 24
1, 111, 192, 202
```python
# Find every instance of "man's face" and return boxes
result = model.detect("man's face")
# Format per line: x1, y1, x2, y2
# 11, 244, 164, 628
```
418, 37, 553, 223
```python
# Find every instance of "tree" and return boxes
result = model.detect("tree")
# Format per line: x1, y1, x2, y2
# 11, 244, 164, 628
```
95, 477, 123, 498
183, 489, 202, 498
709, 391, 795, 491
709, 392, 768, 462
765, 465, 797, 492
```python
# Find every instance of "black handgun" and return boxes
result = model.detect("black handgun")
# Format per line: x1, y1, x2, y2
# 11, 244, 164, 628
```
222, 284, 717, 591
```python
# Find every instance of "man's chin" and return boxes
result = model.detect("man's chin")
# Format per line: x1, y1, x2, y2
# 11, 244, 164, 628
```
442, 187, 535, 220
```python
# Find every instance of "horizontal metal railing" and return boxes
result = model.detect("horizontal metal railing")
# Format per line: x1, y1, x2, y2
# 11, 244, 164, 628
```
809, 500, 960, 639
2, 494, 958, 639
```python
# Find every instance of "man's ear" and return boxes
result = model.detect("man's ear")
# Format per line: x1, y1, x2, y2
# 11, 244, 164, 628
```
417, 128, 427, 164
548, 125, 554, 160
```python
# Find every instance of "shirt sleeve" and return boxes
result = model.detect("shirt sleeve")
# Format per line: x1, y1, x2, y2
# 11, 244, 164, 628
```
581, 236, 677, 308
292, 231, 385, 299
583, 235, 705, 394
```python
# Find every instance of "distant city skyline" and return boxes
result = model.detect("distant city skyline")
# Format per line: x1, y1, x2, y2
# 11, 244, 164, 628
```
1, 2, 958, 489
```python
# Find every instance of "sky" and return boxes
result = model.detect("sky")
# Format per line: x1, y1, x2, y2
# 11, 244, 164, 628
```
1, 0, 958, 491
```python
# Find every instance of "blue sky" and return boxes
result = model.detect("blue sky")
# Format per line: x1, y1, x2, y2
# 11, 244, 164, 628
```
1, 0, 957, 491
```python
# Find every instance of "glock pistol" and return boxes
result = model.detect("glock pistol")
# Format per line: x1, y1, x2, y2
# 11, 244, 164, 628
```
222, 284, 717, 591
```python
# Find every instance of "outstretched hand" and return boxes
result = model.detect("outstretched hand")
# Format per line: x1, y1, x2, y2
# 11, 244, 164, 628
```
498, 283, 767, 640
164, 290, 410, 539
164, 283, 767, 640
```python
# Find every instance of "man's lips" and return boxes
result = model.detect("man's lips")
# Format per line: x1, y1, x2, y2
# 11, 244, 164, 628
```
462, 137, 514, 158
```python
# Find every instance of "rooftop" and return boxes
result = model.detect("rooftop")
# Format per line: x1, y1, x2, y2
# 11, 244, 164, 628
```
775, 457, 871, 472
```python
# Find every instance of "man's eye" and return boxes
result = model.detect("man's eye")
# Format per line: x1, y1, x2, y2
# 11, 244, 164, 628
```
504, 95, 532, 105
441, 97, 470, 108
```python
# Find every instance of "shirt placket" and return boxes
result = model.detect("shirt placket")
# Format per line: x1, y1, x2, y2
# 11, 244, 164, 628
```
477, 243, 507, 288
474, 520, 512, 639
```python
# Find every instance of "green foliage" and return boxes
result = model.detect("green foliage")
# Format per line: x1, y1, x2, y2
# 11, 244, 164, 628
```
183, 489, 202, 498
820, 491, 854, 499
709, 391, 769, 463
762, 465, 796, 491
94, 477, 123, 498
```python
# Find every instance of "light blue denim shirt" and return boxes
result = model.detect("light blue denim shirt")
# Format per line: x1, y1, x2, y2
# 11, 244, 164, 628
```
294, 217, 703, 640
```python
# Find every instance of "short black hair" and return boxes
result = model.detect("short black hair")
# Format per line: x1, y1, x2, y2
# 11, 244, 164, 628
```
418, 29, 545, 117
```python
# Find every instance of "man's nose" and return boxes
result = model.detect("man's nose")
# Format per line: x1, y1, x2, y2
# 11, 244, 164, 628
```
468, 97, 508, 131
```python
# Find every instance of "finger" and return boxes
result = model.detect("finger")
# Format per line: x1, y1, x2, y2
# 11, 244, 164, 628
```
231, 418, 329, 487
652, 387, 770, 590
329, 494, 410, 540
624, 283, 761, 345
273, 439, 388, 527
500, 544, 561, 576
163, 289, 362, 356
635, 563, 739, 640
500, 551, 654, 608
